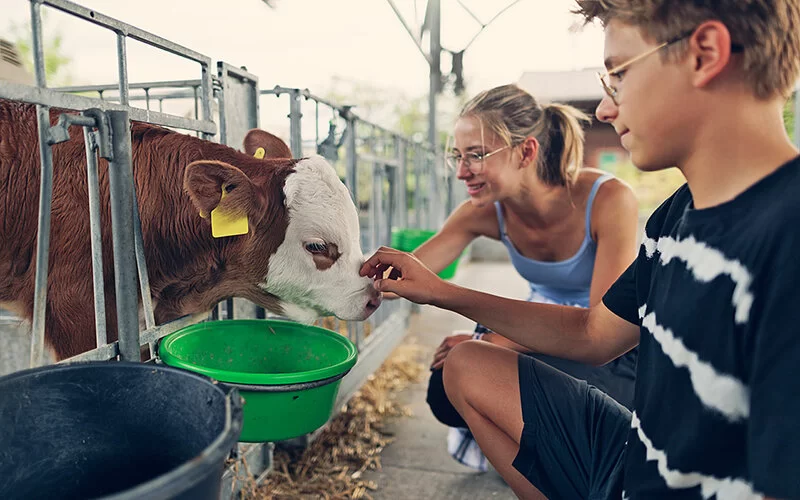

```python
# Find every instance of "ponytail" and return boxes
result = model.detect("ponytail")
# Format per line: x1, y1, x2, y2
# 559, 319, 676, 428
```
538, 104, 590, 187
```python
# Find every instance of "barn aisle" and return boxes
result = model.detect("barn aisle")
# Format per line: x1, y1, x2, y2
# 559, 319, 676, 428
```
363, 260, 528, 499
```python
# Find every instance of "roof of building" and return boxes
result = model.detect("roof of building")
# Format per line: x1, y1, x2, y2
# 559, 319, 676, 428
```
517, 67, 605, 104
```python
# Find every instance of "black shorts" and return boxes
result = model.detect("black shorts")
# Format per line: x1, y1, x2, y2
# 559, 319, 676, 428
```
512, 355, 631, 500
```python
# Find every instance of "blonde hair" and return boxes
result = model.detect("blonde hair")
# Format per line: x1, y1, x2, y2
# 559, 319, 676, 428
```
573, 0, 800, 99
459, 84, 590, 187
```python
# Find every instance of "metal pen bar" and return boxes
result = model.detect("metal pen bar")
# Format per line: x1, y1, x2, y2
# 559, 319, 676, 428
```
0, 81, 217, 134
106, 110, 140, 361
193, 86, 199, 120
116, 34, 129, 106
370, 162, 382, 252
29, 0, 51, 367
217, 63, 259, 84
415, 147, 425, 228
138, 312, 207, 347
359, 154, 399, 168
30, 106, 54, 368
132, 193, 155, 331
345, 114, 358, 204
315, 100, 319, 146
396, 137, 408, 229
226, 298, 234, 320
41, 0, 212, 65
217, 67, 228, 145
59, 342, 119, 363
53, 79, 203, 94
262, 87, 407, 141
200, 64, 213, 139
385, 166, 395, 247
83, 129, 108, 347
30, 1, 46, 88
288, 89, 303, 157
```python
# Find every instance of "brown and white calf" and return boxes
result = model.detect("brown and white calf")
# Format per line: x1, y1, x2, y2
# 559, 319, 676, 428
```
0, 99, 381, 360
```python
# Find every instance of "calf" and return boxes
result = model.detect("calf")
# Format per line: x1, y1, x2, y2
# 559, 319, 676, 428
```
0, 99, 381, 360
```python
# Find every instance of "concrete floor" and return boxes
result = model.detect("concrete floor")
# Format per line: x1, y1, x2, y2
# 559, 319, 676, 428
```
362, 260, 530, 499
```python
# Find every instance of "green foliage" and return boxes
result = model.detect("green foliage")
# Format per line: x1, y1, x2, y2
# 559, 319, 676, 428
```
604, 160, 687, 217
7, 14, 73, 86
784, 94, 796, 140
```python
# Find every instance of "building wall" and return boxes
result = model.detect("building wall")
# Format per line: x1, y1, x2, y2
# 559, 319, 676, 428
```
544, 97, 630, 173
585, 121, 628, 171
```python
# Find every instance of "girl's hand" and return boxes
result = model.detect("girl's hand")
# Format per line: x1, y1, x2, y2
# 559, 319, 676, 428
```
430, 334, 473, 370
360, 246, 448, 306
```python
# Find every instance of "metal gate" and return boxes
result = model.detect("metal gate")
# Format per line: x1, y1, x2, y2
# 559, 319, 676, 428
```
0, 0, 456, 495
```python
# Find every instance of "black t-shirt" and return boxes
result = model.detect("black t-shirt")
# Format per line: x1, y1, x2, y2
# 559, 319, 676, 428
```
603, 156, 800, 499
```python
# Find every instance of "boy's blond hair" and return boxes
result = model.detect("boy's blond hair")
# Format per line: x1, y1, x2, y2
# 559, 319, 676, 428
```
573, 0, 800, 99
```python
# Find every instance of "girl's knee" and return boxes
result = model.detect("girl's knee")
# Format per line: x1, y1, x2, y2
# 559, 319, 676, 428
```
443, 340, 481, 378
442, 340, 487, 402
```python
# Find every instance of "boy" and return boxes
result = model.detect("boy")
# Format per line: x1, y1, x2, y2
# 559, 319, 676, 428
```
361, 1, 800, 498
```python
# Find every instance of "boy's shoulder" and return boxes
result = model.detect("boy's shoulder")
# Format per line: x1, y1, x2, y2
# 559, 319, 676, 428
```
642, 182, 692, 236
645, 155, 800, 238
736, 155, 800, 235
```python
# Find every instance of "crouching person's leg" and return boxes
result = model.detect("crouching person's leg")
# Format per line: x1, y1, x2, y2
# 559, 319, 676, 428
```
443, 340, 631, 500
426, 368, 468, 427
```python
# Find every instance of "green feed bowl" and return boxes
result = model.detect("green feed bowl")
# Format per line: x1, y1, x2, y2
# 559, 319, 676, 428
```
159, 319, 357, 443
391, 227, 463, 280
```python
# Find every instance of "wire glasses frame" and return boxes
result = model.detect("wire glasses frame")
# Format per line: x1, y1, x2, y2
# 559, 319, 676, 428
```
597, 29, 744, 105
445, 145, 512, 174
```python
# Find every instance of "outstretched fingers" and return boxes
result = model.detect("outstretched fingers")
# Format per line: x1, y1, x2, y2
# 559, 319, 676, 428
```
360, 246, 408, 279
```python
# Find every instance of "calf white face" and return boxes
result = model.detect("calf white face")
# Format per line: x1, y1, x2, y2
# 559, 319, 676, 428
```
261, 155, 381, 323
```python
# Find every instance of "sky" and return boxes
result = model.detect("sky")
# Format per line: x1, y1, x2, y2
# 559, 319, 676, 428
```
3, 0, 607, 97
2, 0, 613, 144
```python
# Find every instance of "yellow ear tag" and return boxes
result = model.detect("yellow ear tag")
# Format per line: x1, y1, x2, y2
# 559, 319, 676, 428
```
253, 147, 266, 159
210, 189, 249, 238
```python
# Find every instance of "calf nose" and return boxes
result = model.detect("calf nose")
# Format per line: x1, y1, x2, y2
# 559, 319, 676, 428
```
366, 295, 382, 311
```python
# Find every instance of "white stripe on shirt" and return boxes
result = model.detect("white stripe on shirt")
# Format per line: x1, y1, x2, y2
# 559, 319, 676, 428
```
638, 305, 749, 421
631, 412, 762, 499
642, 235, 753, 324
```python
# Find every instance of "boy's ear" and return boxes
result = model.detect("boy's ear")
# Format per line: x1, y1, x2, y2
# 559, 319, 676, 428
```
243, 129, 292, 159
688, 21, 735, 89
184, 160, 267, 225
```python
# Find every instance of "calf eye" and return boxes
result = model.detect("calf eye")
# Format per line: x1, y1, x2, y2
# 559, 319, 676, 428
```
304, 241, 328, 255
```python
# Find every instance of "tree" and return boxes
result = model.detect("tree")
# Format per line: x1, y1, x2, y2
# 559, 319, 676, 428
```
323, 75, 467, 146
7, 14, 73, 87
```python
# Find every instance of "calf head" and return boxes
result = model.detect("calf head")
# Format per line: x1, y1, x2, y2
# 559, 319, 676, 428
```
184, 129, 380, 323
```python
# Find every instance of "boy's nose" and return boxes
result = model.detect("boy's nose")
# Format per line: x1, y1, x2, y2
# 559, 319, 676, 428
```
595, 94, 618, 123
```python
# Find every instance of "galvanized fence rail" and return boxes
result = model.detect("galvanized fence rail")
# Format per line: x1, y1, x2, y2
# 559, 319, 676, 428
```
0, 0, 455, 494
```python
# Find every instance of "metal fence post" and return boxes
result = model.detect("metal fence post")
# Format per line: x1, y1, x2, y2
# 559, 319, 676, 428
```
289, 89, 303, 157
82, 129, 108, 348
395, 136, 407, 229
344, 111, 358, 204
116, 33, 129, 105
29, 0, 52, 367
106, 110, 140, 361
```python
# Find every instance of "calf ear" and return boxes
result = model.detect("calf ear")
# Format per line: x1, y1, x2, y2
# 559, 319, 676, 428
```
243, 129, 292, 159
184, 160, 266, 224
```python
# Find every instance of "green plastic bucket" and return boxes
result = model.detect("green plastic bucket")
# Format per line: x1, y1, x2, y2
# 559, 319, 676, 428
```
159, 319, 357, 443
391, 227, 463, 280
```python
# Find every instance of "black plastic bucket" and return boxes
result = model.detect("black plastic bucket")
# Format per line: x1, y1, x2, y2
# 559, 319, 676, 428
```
0, 362, 243, 500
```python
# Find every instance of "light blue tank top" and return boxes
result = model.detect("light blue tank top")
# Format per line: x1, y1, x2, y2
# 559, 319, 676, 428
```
495, 174, 613, 308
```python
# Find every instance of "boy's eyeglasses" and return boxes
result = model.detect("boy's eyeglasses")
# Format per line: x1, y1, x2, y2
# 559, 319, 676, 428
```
597, 29, 744, 106
445, 145, 511, 174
